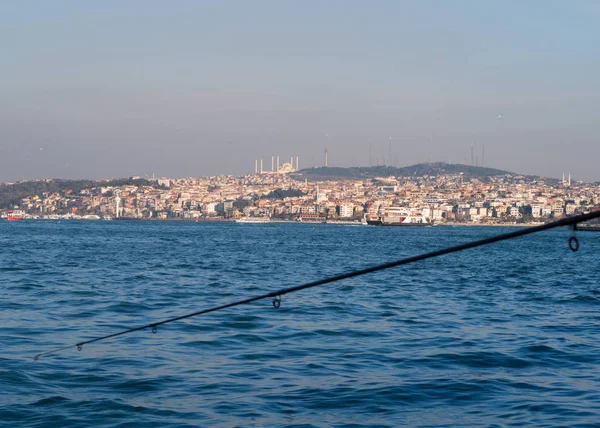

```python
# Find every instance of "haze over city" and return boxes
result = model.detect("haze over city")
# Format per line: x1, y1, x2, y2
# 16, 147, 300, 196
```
1, 1, 599, 182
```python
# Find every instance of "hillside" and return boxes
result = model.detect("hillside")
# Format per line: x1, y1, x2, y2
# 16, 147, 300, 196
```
291, 163, 514, 181
0, 178, 153, 209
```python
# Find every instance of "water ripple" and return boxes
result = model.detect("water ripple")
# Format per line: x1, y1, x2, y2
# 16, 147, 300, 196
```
1, 222, 600, 426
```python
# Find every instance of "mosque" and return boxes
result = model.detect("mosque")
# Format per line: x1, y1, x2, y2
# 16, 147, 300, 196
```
254, 156, 299, 174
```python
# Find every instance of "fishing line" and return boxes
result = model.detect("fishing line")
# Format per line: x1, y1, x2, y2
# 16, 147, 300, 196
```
34, 210, 600, 360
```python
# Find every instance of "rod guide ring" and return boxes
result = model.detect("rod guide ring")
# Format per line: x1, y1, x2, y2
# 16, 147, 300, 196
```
569, 236, 579, 252
272, 295, 281, 308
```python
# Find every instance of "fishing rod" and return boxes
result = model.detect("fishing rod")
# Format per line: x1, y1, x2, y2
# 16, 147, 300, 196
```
34, 210, 600, 360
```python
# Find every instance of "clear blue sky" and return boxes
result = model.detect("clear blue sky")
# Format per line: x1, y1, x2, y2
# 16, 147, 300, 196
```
1, 0, 599, 181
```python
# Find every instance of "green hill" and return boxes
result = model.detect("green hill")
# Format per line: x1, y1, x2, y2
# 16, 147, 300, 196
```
291, 163, 513, 181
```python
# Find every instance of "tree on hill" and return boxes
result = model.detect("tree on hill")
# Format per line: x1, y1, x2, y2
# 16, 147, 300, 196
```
291, 163, 514, 182
261, 188, 306, 199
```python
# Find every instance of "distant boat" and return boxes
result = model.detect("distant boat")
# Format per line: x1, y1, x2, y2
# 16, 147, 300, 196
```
7, 210, 24, 221
578, 225, 600, 232
366, 217, 431, 226
366, 205, 430, 226
83, 215, 101, 220
325, 219, 362, 225
365, 214, 431, 227
235, 217, 270, 224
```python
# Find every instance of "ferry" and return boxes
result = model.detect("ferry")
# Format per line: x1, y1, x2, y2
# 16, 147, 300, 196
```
366, 206, 430, 226
235, 216, 270, 224
366, 215, 431, 226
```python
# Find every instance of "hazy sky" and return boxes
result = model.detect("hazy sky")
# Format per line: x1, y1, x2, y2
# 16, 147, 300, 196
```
1, 1, 599, 182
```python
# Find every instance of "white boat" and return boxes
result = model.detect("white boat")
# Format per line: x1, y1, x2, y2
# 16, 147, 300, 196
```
325, 219, 361, 225
6, 210, 25, 221
83, 215, 101, 220
366, 205, 431, 226
235, 217, 271, 223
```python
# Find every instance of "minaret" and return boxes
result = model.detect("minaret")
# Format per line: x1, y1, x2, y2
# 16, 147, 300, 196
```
271, 156, 274, 172
277, 156, 280, 171
260, 159, 263, 174
568, 173, 571, 186
115, 192, 121, 218
296, 156, 299, 171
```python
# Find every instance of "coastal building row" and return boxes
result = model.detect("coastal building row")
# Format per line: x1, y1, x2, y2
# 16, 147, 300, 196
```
6, 172, 600, 224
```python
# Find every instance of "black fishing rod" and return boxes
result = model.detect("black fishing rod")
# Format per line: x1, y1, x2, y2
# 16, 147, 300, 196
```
34, 210, 600, 360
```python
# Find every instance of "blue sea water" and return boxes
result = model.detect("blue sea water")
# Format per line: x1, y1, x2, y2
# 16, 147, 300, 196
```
1, 220, 600, 427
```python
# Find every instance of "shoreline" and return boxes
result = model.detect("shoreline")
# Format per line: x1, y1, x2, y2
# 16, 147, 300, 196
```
2, 216, 550, 227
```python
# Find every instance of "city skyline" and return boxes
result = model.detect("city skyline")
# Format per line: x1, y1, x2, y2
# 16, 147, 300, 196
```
2, 1, 599, 182
3, 163, 597, 226
0, 159, 587, 185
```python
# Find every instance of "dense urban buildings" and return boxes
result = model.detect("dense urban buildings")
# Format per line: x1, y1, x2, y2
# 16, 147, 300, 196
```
1, 167, 599, 224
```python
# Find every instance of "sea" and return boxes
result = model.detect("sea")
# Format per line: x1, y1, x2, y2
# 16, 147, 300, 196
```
1, 220, 600, 427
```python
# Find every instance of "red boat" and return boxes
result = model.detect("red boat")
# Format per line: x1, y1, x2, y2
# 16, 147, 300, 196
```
7, 210, 24, 221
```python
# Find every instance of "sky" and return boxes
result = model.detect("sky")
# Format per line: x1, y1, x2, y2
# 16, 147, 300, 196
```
1, 0, 599, 182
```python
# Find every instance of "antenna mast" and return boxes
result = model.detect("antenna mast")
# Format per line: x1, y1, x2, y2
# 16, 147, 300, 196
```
325, 133, 329, 167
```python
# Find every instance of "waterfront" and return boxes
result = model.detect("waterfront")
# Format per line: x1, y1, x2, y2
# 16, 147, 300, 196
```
3, 165, 598, 227
2, 221, 600, 427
